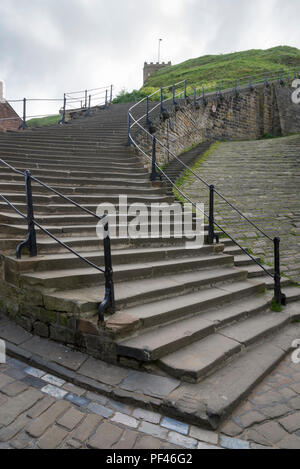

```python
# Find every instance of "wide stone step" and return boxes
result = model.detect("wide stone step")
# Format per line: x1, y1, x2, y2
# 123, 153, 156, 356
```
5, 244, 218, 273
19, 254, 234, 290
42, 269, 252, 315
116, 293, 270, 361
0, 159, 146, 172
0, 182, 162, 196
159, 311, 290, 382
0, 193, 173, 205
0, 219, 209, 238
0, 211, 205, 227
0, 231, 218, 255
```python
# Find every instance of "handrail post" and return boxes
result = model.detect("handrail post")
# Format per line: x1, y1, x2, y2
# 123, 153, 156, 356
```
85, 95, 91, 117
105, 89, 108, 108
146, 96, 150, 125
127, 113, 131, 146
208, 184, 215, 244
19, 98, 27, 130
273, 237, 286, 306
160, 88, 163, 113
151, 136, 157, 181
110, 85, 113, 103
59, 94, 66, 124
172, 84, 176, 105
85, 90, 88, 108
99, 220, 115, 323
16, 170, 37, 259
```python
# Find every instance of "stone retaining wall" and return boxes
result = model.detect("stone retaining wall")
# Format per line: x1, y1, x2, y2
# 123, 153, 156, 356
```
134, 80, 300, 170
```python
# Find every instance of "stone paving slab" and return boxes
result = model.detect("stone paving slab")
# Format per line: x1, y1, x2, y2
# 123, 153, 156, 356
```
0, 351, 300, 449
1, 312, 300, 434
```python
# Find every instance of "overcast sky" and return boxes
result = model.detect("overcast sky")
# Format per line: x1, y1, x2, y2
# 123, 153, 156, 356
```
1, 0, 300, 116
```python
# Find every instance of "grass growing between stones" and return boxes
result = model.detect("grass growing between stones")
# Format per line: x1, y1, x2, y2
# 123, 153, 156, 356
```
271, 299, 283, 313
173, 141, 221, 202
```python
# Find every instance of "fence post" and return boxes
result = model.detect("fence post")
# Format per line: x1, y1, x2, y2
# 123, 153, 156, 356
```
85, 90, 88, 108
110, 85, 113, 103
99, 220, 115, 322
184, 80, 187, 100
208, 185, 215, 245
105, 89, 108, 108
273, 237, 286, 306
151, 136, 157, 181
193, 88, 197, 106
16, 170, 37, 259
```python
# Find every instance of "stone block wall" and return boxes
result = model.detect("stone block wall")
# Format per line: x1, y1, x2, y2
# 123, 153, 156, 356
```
133, 80, 299, 170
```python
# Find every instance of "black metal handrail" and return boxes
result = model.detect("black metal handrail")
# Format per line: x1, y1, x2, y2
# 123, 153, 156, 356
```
128, 76, 290, 306
0, 159, 115, 322
1, 84, 114, 130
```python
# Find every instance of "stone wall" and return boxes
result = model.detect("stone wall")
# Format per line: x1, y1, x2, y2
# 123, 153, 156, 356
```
133, 80, 299, 170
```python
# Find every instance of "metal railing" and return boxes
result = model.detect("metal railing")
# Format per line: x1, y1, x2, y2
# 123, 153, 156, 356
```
0, 158, 115, 323
128, 74, 293, 306
1, 84, 114, 130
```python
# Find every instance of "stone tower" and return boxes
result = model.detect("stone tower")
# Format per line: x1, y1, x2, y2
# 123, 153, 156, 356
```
143, 61, 172, 85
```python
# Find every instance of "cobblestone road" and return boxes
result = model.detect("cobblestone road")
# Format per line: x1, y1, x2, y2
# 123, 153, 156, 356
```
1, 353, 300, 449
0, 358, 220, 450
182, 135, 300, 283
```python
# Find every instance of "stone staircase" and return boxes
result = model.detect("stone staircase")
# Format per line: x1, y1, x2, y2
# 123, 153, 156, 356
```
0, 102, 300, 427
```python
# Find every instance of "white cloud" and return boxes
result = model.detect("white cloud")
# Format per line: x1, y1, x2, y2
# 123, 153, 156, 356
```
0, 0, 299, 117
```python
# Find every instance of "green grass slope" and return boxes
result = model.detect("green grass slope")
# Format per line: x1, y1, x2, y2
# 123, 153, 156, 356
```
26, 115, 61, 128
143, 46, 300, 92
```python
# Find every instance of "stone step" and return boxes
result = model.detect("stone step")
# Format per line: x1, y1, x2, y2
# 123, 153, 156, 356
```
116, 293, 270, 361
0, 163, 148, 177
0, 192, 173, 205
4, 244, 218, 273
43, 269, 252, 315
0, 211, 205, 227
113, 276, 261, 321
19, 254, 234, 291
159, 311, 290, 383
0, 182, 163, 196
0, 230, 218, 255
234, 254, 261, 266
167, 322, 300, 429
283, 285, 300, 302
0, 219, 209, 238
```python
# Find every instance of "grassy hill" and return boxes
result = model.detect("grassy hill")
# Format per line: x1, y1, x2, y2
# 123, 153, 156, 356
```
114, 46, 300, 103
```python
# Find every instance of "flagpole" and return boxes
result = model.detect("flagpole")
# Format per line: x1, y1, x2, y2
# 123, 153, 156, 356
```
158, 39, 162, 63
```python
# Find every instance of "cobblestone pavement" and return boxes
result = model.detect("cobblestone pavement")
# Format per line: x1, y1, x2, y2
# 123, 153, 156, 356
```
1, 353, 300, 449
0, 358, 221, 450
221, 353, 300, 449
181, 135, 300, 283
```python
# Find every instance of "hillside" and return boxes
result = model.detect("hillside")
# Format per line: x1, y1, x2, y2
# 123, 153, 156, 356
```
142, 46, 300, 92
